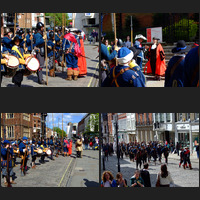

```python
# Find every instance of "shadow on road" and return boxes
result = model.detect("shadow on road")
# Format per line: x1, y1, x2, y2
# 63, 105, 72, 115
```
83, 179, 100, 187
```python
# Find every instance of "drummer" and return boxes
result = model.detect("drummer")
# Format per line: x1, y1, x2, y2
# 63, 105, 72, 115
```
1, 44, 9, 83
11, 35, 31, 87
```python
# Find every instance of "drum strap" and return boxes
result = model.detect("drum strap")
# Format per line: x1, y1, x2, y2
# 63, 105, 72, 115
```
12, 46, 24, 61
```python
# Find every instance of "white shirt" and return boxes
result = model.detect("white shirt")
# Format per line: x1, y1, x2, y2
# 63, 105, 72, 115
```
104, 181, 111, 187
158, 172, 174, 185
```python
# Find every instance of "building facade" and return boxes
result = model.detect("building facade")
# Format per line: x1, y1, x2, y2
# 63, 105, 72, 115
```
72, 13, 99, 40
1, 113, 33, 140
136, 113, 154, 143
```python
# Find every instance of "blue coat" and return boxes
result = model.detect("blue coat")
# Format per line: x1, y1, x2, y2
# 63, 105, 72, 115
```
33, 32, 44, 48
2, 36, 12, 53
183, 46, 199, 87
102, 65, 145, 87
26, 34, 32, 51
1, 147, 13, 168
101, 43, 117, 61
47, 39, 55, 57
19, 142, 26, 153
31, 144, 37, 156
165, 55, 185, 87
11, 45, 26, 70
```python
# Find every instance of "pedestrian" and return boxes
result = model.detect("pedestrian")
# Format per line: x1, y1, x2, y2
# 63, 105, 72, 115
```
135, 148, 142, 170
68, 139, 73, 156
140, 163, 151, 187
130, 170, 144, 187
90, 29, 96, 45
183, 147, 193, 169
179, 148, 185, 168
145, 37, 166, 80
125, 36, 131, 48
176, 142, 180, 156
116, 172, 127, 187
101, 171, 117, 187
151, 147, 157, 165
196, 144, 199, 159
84, 137, 89, 150
157, 144, 162, 163
162, 145, 169, 164
156, 164, 174, 187
75, 136, 83, 158
165, 40, 191, 87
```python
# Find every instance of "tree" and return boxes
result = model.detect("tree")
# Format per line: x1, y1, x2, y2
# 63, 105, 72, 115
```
45, 13, 69, 27
85, 113, 99, 134
53, 127, 66, 138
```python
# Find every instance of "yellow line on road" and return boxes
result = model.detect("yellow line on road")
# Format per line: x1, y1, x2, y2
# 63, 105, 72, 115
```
58, 157, 73, 187
87, 63, 99, 87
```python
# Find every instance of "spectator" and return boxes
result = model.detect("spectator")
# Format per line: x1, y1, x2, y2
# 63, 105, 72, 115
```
130, 170, 144, 187
196, 144, 199, 159
140, 163, 151, 187
125, 36, 131, 48
116, 172, 127, 187
156, 164, 174, 187
101, 171, 117, 187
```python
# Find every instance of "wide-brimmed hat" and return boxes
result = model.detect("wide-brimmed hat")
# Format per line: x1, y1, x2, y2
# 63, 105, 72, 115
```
117, 47, 133, 64
135, 34, 147, 40
172, 40, 191, 54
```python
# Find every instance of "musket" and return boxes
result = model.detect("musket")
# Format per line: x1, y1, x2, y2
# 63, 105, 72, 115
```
14, 13, 17, 36
61, 13, 66, 72
6, 147, 12, 187
44, 13, 48, 85
24, 13, 27, 53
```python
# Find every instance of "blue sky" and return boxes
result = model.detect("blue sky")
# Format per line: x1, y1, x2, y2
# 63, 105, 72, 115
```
68, 13, 72, 19
46, 113, 87, 131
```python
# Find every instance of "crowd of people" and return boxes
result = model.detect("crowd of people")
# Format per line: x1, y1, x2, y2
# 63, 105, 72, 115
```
1, 23, 87, 86
1, 136, 75, 187
101, 34, 199, 87
101, 140, 197, 187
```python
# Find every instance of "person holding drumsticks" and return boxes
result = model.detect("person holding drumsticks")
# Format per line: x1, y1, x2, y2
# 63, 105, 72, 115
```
10, 36, 32, 87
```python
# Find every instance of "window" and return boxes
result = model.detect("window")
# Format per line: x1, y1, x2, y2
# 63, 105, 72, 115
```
23, 127, 30, 138
195, 113, 199, 120
88, 18, 95, 25
166, 113, 171, 122
7, 126, 14, 138
23, 113, 30, 121
6, 113, 14, 119
155, 113, 159, 122
146, 113, 150, 125
160, 113, 164, 122
186, 113, 190, 121
179, 113, 183, 121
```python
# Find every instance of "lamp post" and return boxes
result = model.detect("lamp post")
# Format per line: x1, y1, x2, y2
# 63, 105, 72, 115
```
114, 114, 120, 172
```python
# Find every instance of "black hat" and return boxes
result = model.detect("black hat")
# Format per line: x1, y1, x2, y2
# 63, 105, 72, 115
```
4, 27, 11, 35
36, 22, 44, 30
49, 31, 54, 39
11, 35, 23, 45
152, 37, 160, 41
172, 40, 191, 54
18, 29, 24, 36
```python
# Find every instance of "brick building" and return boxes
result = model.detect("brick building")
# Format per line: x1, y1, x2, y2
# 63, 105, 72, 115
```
32, 113, 41, 139
1, 113, 33, 140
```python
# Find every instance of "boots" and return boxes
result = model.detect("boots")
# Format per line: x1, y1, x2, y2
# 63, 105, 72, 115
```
66, 69, 73, 81
189, 164, 193, 169
73, 70, 79, 81
49, 69, 55, 77
183, 164, 186, 169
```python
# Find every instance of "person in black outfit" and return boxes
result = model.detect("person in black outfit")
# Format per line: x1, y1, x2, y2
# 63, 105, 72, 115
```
136, 148, 142, 170
140, 163, 151, 187
176, 142, 180, 156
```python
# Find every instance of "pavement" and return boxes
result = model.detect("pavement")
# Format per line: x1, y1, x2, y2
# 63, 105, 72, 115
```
1, 41, 99, 87
1, 145, 99, 187
101, 152, 199, 187
145, 74, 165, 87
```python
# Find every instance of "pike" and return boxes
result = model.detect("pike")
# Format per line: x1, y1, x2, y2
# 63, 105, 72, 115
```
113, 13, 117, 66
53, 13, 56, 74
6, 147, 12, 187
44, 13, 48, 85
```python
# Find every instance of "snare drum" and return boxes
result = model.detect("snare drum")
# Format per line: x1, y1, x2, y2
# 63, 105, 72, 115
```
37, 149, 43, 155
5, 55, 20, 77
46, 149, 52, 156
24, 56, 40, 76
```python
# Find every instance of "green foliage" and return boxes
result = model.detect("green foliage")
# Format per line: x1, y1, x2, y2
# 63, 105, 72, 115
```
53, 127, 66, 138
45, 13, 69, 27
84, 113, 99, 134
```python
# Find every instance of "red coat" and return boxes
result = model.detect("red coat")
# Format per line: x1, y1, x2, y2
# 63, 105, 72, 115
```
68, 141, 72, 155
145, 43, 166, 76
78, 38, 87, 76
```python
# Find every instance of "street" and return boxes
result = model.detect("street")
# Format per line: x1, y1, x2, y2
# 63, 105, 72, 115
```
1, 146, 99, 187
1, 41, 99, 87
101, 152, 199, 187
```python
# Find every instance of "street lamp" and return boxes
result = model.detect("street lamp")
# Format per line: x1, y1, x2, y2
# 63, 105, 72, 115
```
114, 114, 120, 172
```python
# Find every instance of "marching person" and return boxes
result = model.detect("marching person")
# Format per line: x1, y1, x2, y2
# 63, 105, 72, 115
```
1, 47, 9, 83
75, 136, 83, 158
145, 37, 166, 80
19, 137, 29, 175
33, 22, 47, 85
49, 136, 55, 160
165, 40, 191, 87
25, 29, 33, 54
30, 140, 37, 169
2, 27, 13, 53
47, 31, 56, 77
101, 47, 145, 87
11, 35, 31, 87
1, 140, 16, 186
62, 29, 81, 81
